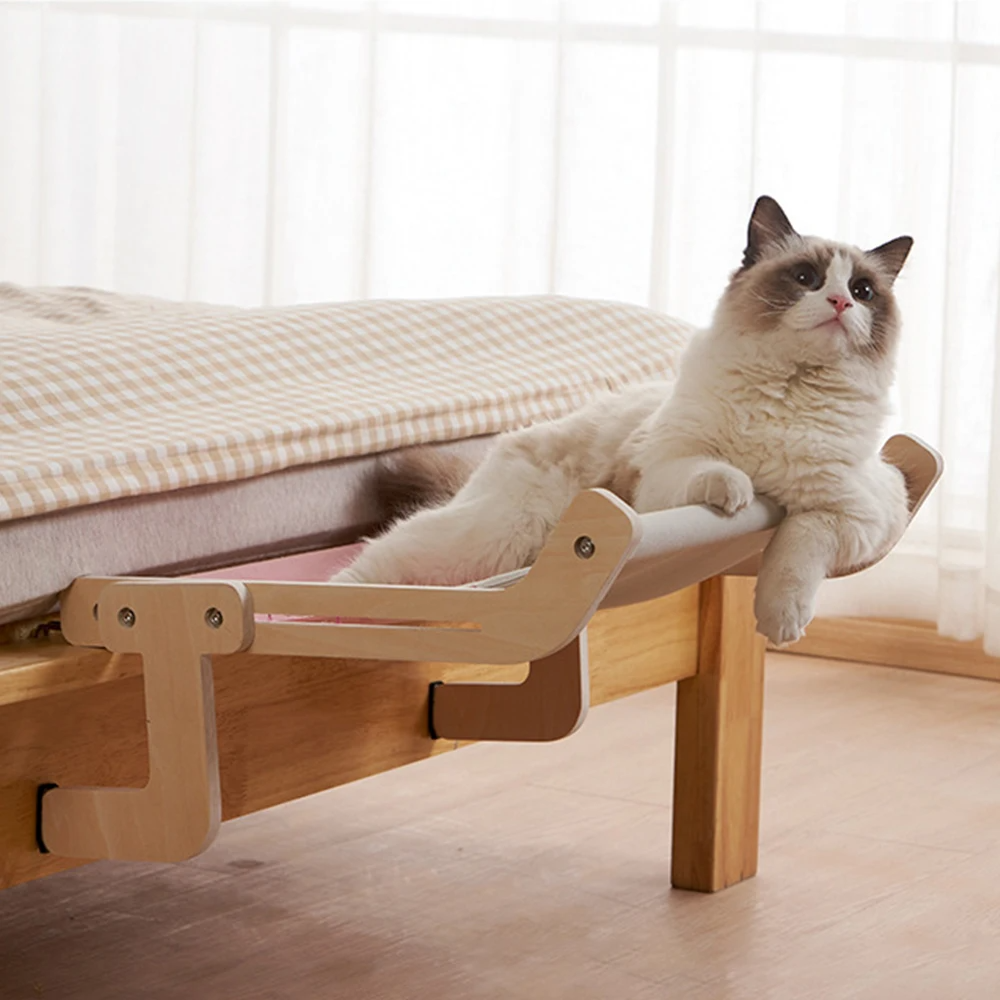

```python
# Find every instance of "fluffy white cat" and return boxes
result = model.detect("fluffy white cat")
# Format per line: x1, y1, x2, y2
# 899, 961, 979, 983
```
332, 196, 914, 646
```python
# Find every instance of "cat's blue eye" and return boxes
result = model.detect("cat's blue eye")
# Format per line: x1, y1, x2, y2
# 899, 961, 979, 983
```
851, 278, 875, 301
792, 263, 821, 290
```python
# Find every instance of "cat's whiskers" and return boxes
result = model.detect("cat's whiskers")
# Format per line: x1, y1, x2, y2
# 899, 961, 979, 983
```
746, 289, 786, 316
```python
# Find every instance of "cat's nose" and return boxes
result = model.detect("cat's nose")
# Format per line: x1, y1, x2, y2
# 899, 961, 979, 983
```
827, 295, 852, 314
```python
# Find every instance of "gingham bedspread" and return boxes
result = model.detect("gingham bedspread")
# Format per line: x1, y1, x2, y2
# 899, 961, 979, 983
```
0, 285, 693, 523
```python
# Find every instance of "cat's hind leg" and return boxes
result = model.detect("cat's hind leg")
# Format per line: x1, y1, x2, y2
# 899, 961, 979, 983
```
330, 496, 547, 586
331, 430, 581, 586
332, 388, 660, 586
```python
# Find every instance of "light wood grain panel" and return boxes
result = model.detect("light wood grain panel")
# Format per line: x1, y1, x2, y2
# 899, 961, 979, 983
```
671, 575, 765, 893
588, 583, 698, 702
778, 615, 1000, 681
0, 587, 698, 889
41, 581, 252, 863
0, 645, 126, 708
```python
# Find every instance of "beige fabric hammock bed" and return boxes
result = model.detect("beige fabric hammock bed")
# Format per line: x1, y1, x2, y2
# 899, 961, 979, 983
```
0, 288, 941, 896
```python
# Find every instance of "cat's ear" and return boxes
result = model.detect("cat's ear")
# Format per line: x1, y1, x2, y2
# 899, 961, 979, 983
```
867, 236, 913, 283
742, 196, 797, 269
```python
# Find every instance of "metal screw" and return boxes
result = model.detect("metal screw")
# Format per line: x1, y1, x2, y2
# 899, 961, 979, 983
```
117, 607, 136, 628
205, 607, 224, 629
574, 535, 595, 559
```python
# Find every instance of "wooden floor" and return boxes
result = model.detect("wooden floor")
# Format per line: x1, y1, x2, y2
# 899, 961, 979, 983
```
3, 653, 1000, 1000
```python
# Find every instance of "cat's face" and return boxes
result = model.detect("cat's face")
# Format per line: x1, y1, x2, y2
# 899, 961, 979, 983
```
717, 196, 912, 367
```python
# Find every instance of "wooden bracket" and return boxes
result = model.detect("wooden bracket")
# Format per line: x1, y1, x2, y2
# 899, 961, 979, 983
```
41, 490, 636, 861
429, 633, 589, 742
40, 580, 252, 862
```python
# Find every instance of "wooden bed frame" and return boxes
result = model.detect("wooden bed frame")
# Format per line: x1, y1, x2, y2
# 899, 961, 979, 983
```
0, 436, 942, 897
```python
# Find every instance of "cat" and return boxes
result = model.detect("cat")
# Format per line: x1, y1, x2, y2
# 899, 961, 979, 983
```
332, 196, 913, 646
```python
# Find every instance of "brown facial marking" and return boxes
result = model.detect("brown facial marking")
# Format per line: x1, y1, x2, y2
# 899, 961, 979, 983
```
724, 238, 838, 335
856, 252, 903, 359
725, 199, 911, 368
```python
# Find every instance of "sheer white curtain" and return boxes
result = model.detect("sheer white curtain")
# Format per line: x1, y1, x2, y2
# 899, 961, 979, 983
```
2, 0, 1000, 652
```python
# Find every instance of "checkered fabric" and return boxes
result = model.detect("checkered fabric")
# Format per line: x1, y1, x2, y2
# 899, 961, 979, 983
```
0, 284, 693, 523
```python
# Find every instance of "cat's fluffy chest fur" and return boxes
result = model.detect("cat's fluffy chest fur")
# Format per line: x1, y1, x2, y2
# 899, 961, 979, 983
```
633, 329, 894, 514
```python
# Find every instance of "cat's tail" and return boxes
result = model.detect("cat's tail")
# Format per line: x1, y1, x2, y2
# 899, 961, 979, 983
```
374, 445, 481, 523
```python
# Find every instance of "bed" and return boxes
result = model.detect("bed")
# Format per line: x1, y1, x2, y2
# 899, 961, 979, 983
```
0, 285, 940, 896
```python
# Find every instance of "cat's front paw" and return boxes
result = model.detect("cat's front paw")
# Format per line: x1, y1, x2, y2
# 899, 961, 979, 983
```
754, 588, 814, 646
688, 467, 754, 515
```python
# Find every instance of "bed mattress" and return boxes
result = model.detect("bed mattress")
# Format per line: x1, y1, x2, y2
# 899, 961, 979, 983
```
0, 437, 491, 626
1, 286, 692, 624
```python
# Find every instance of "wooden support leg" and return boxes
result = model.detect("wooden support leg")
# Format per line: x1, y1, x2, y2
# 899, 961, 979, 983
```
40, 580, 252, 862
429, 633, 589, 742
671, 575, 765, 892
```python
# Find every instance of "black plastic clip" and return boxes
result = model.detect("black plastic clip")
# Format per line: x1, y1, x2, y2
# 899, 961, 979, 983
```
35, 783, 58, 854
427, 681, 443, 740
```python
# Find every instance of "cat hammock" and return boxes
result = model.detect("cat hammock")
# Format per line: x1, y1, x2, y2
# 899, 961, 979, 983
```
35, 433, 941, 867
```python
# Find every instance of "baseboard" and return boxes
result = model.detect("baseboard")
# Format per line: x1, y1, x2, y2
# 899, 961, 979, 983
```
775, 616, 1000, 683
